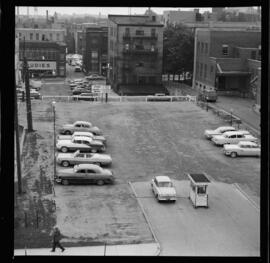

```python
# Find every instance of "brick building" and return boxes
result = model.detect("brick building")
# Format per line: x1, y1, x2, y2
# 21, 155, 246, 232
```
82, 26, 108, 75
193, 28, 261, 101
108, 14, 167, 95
18, 40, 66, 77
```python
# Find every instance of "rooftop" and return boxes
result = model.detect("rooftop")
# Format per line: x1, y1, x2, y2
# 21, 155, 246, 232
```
186, 173, 211, 184
108, 15, 163, 26
156, 176, 171, 182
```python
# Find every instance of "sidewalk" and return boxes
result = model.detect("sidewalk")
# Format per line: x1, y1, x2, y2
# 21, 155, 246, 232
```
14, 242, 160, 256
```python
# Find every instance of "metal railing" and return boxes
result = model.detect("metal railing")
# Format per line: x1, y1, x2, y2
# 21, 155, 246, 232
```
41, 95, 197, 103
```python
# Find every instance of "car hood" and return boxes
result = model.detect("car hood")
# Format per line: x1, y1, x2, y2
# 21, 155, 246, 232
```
212, 135, 224, 140
102, 169, 113, 176
91, 140, 103, 146
57, 153, 74, 159
57, 139, 72, 146
94, 135, 106, 142
223, 144, 239, 150
157, 187, 176, 196
62, 124, 74, 129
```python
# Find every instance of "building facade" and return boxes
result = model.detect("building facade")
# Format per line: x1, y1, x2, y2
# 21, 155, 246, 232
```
108, 15, 167, 95
16, 28, 66, 43
82, 26, 108, 75
193, 28, 261, 101
19, 41, 66, 77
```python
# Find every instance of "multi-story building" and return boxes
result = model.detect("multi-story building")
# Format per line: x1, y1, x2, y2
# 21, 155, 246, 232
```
82, 26, 108, 75
16, 28, 66, 42
18, 40, 66, 77
108, 14, 167, 95
193, 28, 261, 104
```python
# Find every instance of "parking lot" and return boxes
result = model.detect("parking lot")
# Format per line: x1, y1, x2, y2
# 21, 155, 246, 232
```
16, 100, 260, 248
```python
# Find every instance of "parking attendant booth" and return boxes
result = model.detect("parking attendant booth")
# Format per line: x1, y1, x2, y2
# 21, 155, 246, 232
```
186, 173, 211, 208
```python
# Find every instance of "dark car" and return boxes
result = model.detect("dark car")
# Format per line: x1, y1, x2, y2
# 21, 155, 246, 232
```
55, 164, 114, 185
73, 93, 98, 101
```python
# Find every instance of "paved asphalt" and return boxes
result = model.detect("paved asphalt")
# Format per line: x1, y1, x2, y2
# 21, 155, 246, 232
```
131, 180, 260, 256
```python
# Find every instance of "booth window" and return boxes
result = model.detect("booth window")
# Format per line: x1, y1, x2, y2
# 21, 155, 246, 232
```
197, 186, 206, 194
222, 44, 229, 56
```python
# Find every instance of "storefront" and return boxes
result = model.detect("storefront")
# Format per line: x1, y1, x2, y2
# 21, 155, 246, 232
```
19, 41, 66, 78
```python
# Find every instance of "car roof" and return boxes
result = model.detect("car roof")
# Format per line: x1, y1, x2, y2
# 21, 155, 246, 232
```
73, 136, 92, 141
73, 131, 93, 136
74, 121, 92, 125
223, 131, 247, 136
217, 126, 235, 130
238, 141, 258, 146
75, 163, 101, 170
155, 176, 172, 182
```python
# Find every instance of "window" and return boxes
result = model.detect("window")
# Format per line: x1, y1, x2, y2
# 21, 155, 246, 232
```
42, 34, 45, 41
204, 64, 207, 78
77, 153, 85, 158
151, 28, 156, 37
36, 33, 39, 40
201, 42, 204, 53
77, 169, 86, 174
210, 65, 214, 73
136, 30, 144, 36
30, 33, 33, 40
200, 63, 203, 77
75, 124, 81, 127
151, 45, 155, 52
56, 33, 60, 41
91, 51, 98, 58
50, 33, 53, 40
222, 44, 229, 56
251, 50, 256, 60
205, 43, 208, 54
125, 43, 129, 51
125, 28, 130, 36
197, 186, 206, 194
87, 169, 96, 174
237, 135, 243, 138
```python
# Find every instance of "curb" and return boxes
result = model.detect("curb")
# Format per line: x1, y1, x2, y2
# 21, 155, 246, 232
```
128, 182, 161, 256
233, 183, 260, 212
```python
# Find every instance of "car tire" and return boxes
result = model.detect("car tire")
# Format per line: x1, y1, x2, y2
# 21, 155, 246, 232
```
62, 179, 69, 185
64, 130, 72, 135
61, 147, 68, 153
230, 152, 237, 158
62, 161, 69, 167
96, 180, 104, 186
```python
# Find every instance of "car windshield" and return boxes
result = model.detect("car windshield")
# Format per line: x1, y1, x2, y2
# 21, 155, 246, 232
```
158, 182, 172, 187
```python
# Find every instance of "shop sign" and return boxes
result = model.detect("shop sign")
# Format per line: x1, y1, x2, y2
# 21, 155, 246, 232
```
20, 61, 56, 70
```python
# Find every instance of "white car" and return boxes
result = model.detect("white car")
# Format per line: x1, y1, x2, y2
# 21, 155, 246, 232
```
223, 141, 261, 158
56, 136, 105, 153
58, 131, 106, 145
56, 150, 112, 167
204, 126, 236, 139
151, 176, 176, 202
212, 131, 257, 146
59, 121, 102, 135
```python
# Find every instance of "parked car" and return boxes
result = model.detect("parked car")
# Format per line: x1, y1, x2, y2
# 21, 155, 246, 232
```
56, 136, 105, 153
59, 121, 102, 135
55, 164, 114, 185
204, 126, 237, 139
212, 131, 258, 146
56, 150, 112, 167
72, 87, 88, 95
198, 90, 217, 102
58, 131, 106, 145
17, 89, 41, 99
73, 93, 98, 101
151, 176, 177, 202
223, 141, 261, 158
147, 94, 171, 101
74, 66, 81, 72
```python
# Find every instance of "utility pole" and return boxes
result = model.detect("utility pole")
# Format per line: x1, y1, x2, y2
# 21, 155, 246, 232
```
23, 37, 34, 132
14, 79, 23, 194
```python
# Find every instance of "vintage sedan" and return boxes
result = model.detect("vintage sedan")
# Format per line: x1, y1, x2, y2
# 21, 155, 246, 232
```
56, 136, 106, 153
55, 164, 114, 185
57, 150, 112, 167
223, 141, 261, 158
151, 176, 177, 202
212, 131, 258, 146
58, 131, 106, 145
59, 121, 102, 135
204, 126, 237, 139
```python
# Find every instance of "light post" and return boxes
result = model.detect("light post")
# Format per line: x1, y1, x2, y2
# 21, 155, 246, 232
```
52, 101, 56, 182
230, 108, 234, 126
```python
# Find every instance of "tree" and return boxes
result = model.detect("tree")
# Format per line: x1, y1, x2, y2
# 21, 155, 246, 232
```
163, 23, 194, 74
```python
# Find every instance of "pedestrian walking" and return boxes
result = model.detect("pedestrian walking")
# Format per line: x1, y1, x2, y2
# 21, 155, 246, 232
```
50, 227, 65, 252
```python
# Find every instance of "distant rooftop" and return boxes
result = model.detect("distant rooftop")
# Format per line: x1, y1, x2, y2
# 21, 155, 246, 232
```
108, 15, 163, 26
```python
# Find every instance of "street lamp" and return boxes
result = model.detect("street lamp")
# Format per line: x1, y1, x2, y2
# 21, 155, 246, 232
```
230, 108, 234, 126
52, 101, 56, 183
